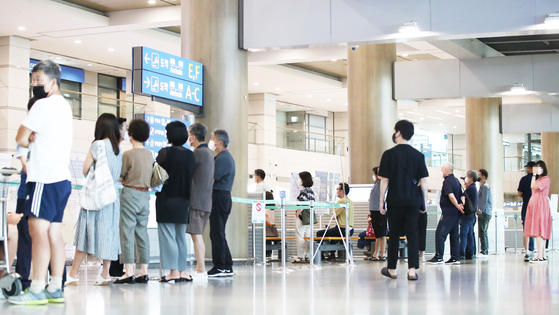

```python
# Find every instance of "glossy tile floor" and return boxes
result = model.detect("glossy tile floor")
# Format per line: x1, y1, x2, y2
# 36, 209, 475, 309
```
1, 253, 559, 315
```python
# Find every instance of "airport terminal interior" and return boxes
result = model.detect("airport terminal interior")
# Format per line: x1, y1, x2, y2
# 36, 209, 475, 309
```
1, 0, 559, 314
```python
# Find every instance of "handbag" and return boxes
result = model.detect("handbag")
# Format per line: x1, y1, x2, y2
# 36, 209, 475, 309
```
150, 161, 169, 188
366, 222, 375, 237
266, 224, 279, 237
79, 141, 117, 211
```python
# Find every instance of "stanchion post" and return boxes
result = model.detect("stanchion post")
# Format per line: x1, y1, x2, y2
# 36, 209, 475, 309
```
280, 193, 286, 269
309, 200, 314, 267
514, 214, 518, 254
494, 213, 498, 254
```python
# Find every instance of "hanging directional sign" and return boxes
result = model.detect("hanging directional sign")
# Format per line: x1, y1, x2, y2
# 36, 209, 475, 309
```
132, 46, 204, 112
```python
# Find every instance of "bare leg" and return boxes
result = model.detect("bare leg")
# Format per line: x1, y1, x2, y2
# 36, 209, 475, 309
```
139, 264, 149, 276
191, 234, 206, 273
48, 223, 65, 278
28, 217, 52, 281
523, 236, 528, 252
120, 263, 135, 279
69, 250, 87, 278
536, 237, 544, 259
101, 260, 112, 279
380, 237, 387, 258
373, 240, 380, 258
408, 267, 416, 277
166, 269, 180, 280
7, 225, 18, 269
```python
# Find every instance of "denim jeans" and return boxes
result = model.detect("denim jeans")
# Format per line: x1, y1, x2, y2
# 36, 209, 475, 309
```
478, 213, 492, 255
435, 209, 461, 260
459, 215, 476, 256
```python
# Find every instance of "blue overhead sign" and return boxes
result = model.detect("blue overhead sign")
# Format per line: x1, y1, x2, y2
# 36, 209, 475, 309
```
139, 70, 203, 106
140, 47, 203, 85
132, 46, 203, 111
29, 59, 85, 83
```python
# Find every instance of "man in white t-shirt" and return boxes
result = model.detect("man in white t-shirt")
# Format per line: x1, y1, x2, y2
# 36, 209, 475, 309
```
254, 169, 272, 193
10, 60, 73, 305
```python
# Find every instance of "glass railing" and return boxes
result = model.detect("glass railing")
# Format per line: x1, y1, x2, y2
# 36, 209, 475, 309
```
504, 156, 525, 172
418, 149, 465, 170
276, 126, 345, 155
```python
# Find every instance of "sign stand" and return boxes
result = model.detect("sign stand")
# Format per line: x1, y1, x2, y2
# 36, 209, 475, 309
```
276, 192, 293, 272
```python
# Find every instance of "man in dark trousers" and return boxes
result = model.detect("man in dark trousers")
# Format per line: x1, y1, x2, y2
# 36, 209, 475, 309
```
428, 163, 464, 265
379, 120, 429, 280
208, 129, 236, 278
518, 161, 536, 261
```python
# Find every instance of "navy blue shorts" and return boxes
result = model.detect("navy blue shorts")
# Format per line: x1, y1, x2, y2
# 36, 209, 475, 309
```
25, 181, 72, 223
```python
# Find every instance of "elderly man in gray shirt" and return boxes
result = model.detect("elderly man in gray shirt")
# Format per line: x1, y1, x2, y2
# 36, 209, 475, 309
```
186, 123, 214, 278
207, 129, 236, 278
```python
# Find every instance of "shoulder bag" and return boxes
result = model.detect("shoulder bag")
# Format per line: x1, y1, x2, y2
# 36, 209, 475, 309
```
80, 141, 117, 211
461, 185, 475, 217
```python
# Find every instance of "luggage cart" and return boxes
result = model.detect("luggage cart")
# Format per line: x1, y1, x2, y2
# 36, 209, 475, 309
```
0, 168, 22, 298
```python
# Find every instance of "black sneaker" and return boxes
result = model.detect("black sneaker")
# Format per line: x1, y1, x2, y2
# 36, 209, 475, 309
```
207, 268, 233, 278
427, 256, 444, 264
524, 254, 530, 262
445, 258, 460, 265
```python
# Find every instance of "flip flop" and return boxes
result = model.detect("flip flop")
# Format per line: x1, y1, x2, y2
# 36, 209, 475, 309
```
408, 273, 418, 281
381, 267, 397, 279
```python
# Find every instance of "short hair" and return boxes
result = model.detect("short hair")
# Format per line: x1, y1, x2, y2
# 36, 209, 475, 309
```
479, 169, 489, 179
117, 118, 127, 130
32, 60, 61, 87
525, 161, 537, 168
188, 123, 207, 142
128, 119, 150, 143
536, 160, 548, 177
254, 169, 266, 180
299, 171, 313, 188
443, 163, 454, 173
372, 166, 379, 177
27, 97, 37, 111
339, 182, 350, 195
466, 170, 479, 182
95, 113, 121, 155
394, 120, 414, 141
166, 121, 188, 146
213, 129, 230, 148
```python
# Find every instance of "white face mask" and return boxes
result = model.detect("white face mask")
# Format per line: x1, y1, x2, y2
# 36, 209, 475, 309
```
121, 131, 129, 142
372, 175, 377, 182
536, 167, 543, 175
208, 140, 216, 151
464, 177, 469, 184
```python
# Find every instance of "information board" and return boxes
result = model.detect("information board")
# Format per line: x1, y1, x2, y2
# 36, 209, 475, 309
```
140, 113, 191, 158
139, 47, 203, 85
139, 70, 202, 106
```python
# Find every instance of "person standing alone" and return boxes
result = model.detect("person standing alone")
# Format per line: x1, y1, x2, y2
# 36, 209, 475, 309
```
379, 120, 429, 280
10, 60, 73, 305
208, 130, 236, 277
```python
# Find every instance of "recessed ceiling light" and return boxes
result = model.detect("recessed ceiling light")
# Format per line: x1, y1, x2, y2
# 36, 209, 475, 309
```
454, 114, 465, 118
87, 64, 92, 66
344, 103, 348, 106
63, 94, 70, 97
307, 95, 312, 97
254, 82, 259, 85
399, 113, 403, 116
420, 117, 424, 120
439, 123, 443, 126
453, 126, 457, 129
399, 21, 419, 33
435, 110, 452, 115
455, 110, 460, 113
331, 59, 337, 62
275, 87, 280, 91
401, 54, 409, 57
148, 0, 156, 4
55, 57, 61, 60
544, 12, 559, 25
75, 40, 81, 44
108, 48, 114, 52
18, 26, 25, 31
511, 83, 526, 92
327, 99, 331, 102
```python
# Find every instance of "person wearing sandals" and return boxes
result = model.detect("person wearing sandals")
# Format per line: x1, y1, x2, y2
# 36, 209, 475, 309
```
67, 114, 122, 287
115, 119, 153, 284
378, 120, 429, 280
369, 166, 387, 262
524, 160, 552, 263
293, 171, 316, 263
155, 122, 195, 282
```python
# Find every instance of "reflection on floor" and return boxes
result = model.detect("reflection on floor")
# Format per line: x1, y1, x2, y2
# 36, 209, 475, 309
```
1, 253, 559, 314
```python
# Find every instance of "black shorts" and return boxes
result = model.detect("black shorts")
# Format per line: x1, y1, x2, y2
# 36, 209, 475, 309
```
370, 211, 387, 237
24, 181, 72, 223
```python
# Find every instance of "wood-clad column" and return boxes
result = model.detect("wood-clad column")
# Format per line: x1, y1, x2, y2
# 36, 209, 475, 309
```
542, 132, 559, 202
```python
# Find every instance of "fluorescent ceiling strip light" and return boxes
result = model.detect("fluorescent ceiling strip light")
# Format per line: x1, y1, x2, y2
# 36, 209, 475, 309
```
434, 110, 453, 115
407, 111, 424, 116
426, 116, 443, 120
454, 114, 465, 118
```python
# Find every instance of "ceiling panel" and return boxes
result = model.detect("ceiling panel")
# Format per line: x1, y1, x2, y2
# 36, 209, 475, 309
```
478, 34, 559, 56
64, 0, 180, 12
289, 60, 347, 79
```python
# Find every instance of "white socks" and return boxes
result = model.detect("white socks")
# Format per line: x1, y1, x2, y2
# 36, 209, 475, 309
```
47, 277, 63, 293
30, 280, 46, 294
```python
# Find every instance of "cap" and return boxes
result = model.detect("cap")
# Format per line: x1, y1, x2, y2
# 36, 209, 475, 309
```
460, 177, 465, 180
524, 161, 537, 168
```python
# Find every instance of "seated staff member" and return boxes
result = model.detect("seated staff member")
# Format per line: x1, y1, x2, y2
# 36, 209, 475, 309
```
115, 119, 153, 284
156, 121, 195, 282
369, 167, 387, 261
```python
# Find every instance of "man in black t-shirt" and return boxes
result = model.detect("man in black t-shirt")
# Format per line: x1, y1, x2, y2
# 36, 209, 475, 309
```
518, 161, 536, 260
428, 163, 464, 265
379, 120, 429, 281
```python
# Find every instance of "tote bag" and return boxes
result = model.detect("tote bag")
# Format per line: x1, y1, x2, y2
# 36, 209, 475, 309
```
79, 141, 117, 211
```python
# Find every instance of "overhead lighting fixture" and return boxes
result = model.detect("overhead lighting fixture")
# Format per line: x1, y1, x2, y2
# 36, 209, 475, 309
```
75, 40, 81, 44
344, 103, 348, 106
327, 99, 331, 102
407, 111, 424, 116
291, 117, 298, 123
453, 126, 457, 129
401, 54, 409, 57
275, 87, 280, 91
511, 83, 526, 92
434, 110, 452, 115
148, 0, 156, 4
87, 64, 92, 66
254, 82, 259, 86
63, 94, 70, 97
108, 48, 114, 51
544, 12, 559, 25
331, 59, 337, 62
18, 26, 25, 31
420, 117, 424, 120
439, 123, 443, 126
307, 95, 312, 97
55, 57, 61, 60
399, 21, 419, 33
399, 113, 403, 116
426, 116, 443, 120
454, 114, 465, 118
455, 110, 460, 113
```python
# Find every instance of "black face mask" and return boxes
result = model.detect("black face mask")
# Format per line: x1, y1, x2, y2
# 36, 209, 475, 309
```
392, 132, 397, 144
33, 85, 49, 100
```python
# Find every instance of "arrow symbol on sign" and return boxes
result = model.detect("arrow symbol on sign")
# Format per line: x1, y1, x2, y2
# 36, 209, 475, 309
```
144, 77, 150, 88
144, 53, 151, 63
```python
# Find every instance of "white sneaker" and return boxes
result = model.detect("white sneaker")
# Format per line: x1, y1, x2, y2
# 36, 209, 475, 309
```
191, 271, 208, 279
477, 253, 488, 258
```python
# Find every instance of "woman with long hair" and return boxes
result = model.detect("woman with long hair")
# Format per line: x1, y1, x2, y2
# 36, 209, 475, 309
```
524, 160, 552, 263
292, 171, 316, 263
66, 113, 123, 286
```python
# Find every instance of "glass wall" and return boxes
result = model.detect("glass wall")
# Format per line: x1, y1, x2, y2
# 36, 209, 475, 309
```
60, 80, 82, 118
98, 74, 120, 117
